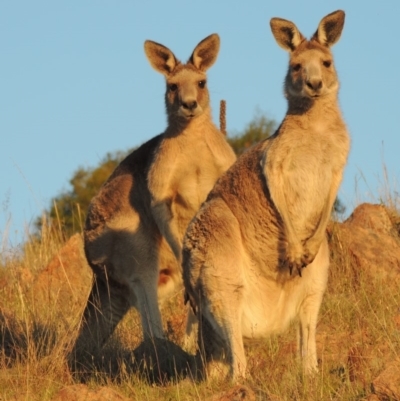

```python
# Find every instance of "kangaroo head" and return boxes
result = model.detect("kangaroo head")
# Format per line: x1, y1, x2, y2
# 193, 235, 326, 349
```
144, 34, 220, 123
270, 10, 345, 100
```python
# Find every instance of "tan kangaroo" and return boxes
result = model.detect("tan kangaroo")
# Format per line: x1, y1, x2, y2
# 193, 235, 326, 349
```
71, 34, 236, 360
183, 10, 350, 380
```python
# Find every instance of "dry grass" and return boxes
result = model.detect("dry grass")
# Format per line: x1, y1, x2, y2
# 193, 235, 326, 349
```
0, 208, 399, 401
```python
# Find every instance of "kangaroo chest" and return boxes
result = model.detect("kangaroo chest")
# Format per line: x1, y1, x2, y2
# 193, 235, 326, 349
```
172, 151, 220, 214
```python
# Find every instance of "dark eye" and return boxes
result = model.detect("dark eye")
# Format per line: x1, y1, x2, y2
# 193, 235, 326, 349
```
198, 80, 206, 89
169, 83, 178, 92
292, 63, 301, 72
323, 60, 332, 68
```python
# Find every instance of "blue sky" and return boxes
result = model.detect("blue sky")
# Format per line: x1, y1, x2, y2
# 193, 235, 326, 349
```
1, 1, 400, 250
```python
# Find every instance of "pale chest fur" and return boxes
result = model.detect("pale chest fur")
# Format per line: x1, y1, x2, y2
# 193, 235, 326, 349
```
148, 129, 234, 235
273, 117, 349, 174
265, 117, 349, 237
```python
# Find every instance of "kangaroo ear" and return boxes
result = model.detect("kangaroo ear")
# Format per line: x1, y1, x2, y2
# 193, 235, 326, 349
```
189, 34, 220, 71
312, 10, 345, 47
270, 17, 305, 52
144, 40, 179, 77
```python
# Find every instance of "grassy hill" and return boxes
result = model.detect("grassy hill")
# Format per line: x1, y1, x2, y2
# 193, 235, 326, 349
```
0, 203, 399, 400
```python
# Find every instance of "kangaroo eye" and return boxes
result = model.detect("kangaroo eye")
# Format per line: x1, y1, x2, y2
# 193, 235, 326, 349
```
323, 60, 332, 68
292, 64, 301, 72
169, 83, 178, 92
198, 80, 206, 89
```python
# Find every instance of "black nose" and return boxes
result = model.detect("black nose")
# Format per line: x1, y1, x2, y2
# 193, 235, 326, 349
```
182, 101, 198, 111
306, 80, 323, 91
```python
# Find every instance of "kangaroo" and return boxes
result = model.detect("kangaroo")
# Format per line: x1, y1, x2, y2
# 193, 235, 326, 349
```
183, 10, 350, 380
71, 34, 236, 361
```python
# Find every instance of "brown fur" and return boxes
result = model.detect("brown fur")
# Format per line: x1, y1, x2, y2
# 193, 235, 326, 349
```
71, 34, 236, 360
183, 11, 350, 380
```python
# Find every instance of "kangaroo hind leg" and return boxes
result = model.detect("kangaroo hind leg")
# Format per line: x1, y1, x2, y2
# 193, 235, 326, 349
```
71, 274, 130, 364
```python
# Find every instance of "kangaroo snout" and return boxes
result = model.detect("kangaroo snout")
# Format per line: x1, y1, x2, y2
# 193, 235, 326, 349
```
306, 78, 323, 92
181, 100, 198, 111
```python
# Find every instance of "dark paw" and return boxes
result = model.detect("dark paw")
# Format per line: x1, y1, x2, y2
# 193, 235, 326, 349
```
288, 254, 316, 277
301, 251, 317, 267
289, 264, 304, 277
287, 260, 305, 277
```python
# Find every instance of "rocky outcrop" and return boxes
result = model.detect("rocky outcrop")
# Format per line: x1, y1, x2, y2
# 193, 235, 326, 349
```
371, 360, 400, 401
329, 203, 400, 281
30, 233, 92, 318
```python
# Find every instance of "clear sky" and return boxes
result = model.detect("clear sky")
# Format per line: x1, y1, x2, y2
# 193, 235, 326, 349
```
1, 1, 400, 250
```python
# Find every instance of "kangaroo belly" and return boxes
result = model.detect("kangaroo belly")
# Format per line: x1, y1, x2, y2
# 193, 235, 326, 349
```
241, 238, 330, 339
241, 275, 303, 338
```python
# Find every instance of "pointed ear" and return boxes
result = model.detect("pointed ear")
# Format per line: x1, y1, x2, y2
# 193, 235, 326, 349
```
189, 34, 220, 71
144, 40, 179, 77
270, 17, 305, 51
313, 10, 345, 47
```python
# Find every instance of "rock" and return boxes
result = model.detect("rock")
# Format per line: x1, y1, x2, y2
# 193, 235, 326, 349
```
364, 395, 381, 401
344, 203, 396, 235
329, 203, 400, 281
371, 360, 400, 400
17, 267, 34, 287
51, 384, 133, 401
205, 385, 257, 401
31, 234, 92, 317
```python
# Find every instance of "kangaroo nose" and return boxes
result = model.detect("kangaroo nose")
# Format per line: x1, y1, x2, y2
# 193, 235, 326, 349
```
182, 100, 198, 111
306, 79, 323, 91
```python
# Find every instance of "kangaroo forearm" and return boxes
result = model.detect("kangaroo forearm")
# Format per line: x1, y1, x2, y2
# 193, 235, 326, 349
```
151, 201, 182, 261
270, 180, 301, 247
305, 178, 340, 253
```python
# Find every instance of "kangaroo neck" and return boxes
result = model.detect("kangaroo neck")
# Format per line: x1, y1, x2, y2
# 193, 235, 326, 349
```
285, 93, 340, 121
165, 108, 212, 138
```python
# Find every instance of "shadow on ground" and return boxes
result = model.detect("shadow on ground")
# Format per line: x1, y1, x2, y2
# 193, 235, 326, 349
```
69, 337, 199, 385
0, 309, 58, 367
